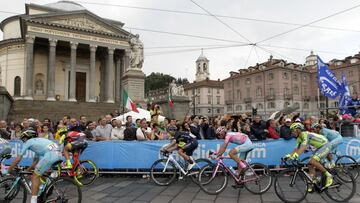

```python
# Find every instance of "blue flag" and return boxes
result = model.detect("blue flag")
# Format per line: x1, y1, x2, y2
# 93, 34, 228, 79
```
317, 56, 342, 99
338, 72, 352, 114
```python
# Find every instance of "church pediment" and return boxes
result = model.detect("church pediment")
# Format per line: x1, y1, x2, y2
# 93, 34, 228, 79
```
25, 11, 131, 37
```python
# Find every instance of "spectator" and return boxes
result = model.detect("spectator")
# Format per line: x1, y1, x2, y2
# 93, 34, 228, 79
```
105, 114, 113, 124
201, 117, 216, 140
54, 122, 66, 141
267, 119, 280, 139
304, 119, 312, 132
150, 104, 162, 124
68, 118, 82, 132
111, 120, 125, 140
126, 115, 136, 128
135, 119, 141, 128
189, 115, 202, 139
11, 123, 22, 140
136, 119, 152, 140
43, 118, 54, 133
111, 119, 117, 128
167, 118, 178, 138
83, 121, 96, 141
94, 116, 112, 141
280, 118, 293, 140
79, 115, 87, 132
250, 115, 267, 140
39, 125, 54, 140
0, 120, 10, 140
340, 114, 354, 137
346, 92, 360, 116
241, 123, 256, 140
157, 122, 169, 140
124, 122, 137, 141
22, 119, 30, 131
63, 115, 70, 125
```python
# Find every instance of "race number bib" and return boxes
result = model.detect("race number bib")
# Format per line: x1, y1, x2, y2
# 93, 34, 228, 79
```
47, 143, 60, 151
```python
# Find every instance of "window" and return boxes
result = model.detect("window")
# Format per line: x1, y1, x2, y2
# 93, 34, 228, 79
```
269, 88, 275, 96
227, 105, 233, 112
303, 103, 309, 109
192, 89, 195, 95
185, 91, 188, 96
303, 75, 307, 81
256, 87, 262, 98
246, 87, 250, 97
303, 87, 307, 96
217, 108, 220, 114
293, 86, 299, 95
197, 109, 201, 114
293, 74, 298, 81
284, 102, 290, 108
207, 108, 211, 113
245, 78, 251, 85
350, 85, 357, 94
227, 82, 231, 88
268, 102, 275, 108
217, 88, 220, 94
256, 75, 262, 82
217, 96, 220, 104
268, 73, 274, 80
348, 70, 353, 76
197, 88, 200, 94
207, 96, 211, 104
14, 76, 21, 96
236, 80, 240, 86
197, 96, 200, 104
320, 103, 325, 108
294, 102, 300, 108
284, 88, 290, 95
208, 88, 211, 94
236, 90, 241, 100
236, 105, 242, 112
334, 102, 339, 107
283, 72, 288, 79
227, 91, 231, 101
257, 103, 263, 109
246, 103, 252, 110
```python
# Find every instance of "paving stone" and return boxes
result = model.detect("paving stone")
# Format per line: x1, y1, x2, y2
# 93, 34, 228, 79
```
112, 196, 137, 203
114, 180, 134, 187
161, 186, 184, 196
90, 193, 108, 201
101, 196, 120, 203
191, 200, 214, 203
136, 186, 167, 201
215, 197, 237, 203
150, 195, 174, 203
194, 190, 217, 200
90, 183, 115, 192
171, 191, 197, 203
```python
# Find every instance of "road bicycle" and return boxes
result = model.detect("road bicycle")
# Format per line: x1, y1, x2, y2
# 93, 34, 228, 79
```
150, 150, 212, 186
274, 158, 356, 203
0, 157, 82, 202
56, 142, 99, 186
198, 149, 272, 195
300, 148, 359, 180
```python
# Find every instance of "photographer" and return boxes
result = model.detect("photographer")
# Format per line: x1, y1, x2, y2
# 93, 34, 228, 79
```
150, 104, 163, 125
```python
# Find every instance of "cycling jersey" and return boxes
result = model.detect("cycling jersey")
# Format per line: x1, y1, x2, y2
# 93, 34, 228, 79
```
65, 131, 86, 143
224, 132, 248, 145
320, 128, 341, 142
295, 132, 328, 149
20, 138, 60, 157
174, 132, 198, 156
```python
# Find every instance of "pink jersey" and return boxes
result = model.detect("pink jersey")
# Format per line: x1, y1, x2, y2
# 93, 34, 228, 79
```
224, 132, 248, 145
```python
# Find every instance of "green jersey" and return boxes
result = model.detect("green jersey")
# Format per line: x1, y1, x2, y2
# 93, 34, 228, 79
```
295, 131, 328, 149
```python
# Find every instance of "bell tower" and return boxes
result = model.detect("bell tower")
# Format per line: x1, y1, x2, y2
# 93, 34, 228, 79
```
195, 49, 210, 82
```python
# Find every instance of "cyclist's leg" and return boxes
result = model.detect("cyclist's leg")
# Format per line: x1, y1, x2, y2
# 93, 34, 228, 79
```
326, 137, 343, 165
310, 143, 332, 187
231, 139, 254, 169
63, 143, 73, 168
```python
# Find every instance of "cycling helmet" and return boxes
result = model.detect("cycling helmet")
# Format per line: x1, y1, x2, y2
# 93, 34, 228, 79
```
215, 126, 227, 135
311, 123, 321, 129
290, 122, 304, 131
20, 128, 37, 141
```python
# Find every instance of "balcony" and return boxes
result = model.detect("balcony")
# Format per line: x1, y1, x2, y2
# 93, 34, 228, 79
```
284, 94, 293, 100
266, 95, 275, 101
302, 96, 311, 101
244, 97, 252, 103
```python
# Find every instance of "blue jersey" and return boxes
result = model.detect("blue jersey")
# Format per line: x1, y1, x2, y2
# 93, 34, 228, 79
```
320, 128, 342, 142
20, 138, 59, 157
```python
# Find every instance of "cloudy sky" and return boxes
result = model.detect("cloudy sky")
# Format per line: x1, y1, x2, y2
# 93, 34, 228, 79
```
1, 0, 360, 82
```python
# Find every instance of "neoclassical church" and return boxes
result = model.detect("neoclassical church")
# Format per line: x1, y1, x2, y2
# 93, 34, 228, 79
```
0, 1, 145, 104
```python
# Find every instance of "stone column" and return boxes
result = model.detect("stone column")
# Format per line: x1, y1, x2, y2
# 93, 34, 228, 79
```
105, 47, 115, 103
24, 35, 35, 100
47, 39, 57, 101
89, 45, 97, 102
115, 55, 121, 102
124, 49, 131, 73
69, 42, 78, 102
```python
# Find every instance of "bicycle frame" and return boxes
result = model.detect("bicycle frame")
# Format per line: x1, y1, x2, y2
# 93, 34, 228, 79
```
162, 153, 188, 175
212, 156, 259, 184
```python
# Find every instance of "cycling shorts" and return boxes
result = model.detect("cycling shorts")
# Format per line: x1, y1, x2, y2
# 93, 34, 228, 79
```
329, 137, 343, 150
34, 151, 62, 176
234, 138, 254, 159
312, 143, 331, 162
181, 139, 198, 156
65, 141, 88, 153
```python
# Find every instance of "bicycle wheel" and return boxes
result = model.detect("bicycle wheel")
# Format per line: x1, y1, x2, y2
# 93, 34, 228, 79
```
335, 155, 359, 180
44, 178, 82, 203
243, 163, 272, 194
73, 160, 99, 186
150, 159, 177, 186
325, 168, 356, 202
274, 168, 308, 203
189, 158, 212, 183
198, 164, 227, 195
0, 177, 27, 203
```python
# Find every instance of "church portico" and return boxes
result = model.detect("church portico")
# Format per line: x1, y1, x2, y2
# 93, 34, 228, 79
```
0, 1, 145, 105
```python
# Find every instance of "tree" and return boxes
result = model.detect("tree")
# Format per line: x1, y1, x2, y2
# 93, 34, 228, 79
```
145, 72, 189, 94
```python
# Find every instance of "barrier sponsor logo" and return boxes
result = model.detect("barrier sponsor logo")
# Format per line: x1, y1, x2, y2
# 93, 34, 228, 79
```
249, 143, 266, 159
11, 142, 34, 158
346, 139, 360, 162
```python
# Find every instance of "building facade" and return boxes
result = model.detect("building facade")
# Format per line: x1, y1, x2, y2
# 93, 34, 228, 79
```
0, 1, 145, 104
184, 52, 225, 117
223, 51, 360, 118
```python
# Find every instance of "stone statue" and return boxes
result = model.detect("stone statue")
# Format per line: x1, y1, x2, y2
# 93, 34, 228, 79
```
169, 80, 184, 96
35, 79, 44, 94
129, 34, 144, 70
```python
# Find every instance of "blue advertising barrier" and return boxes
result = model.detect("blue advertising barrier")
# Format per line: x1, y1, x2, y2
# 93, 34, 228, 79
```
4, 138, 360, 170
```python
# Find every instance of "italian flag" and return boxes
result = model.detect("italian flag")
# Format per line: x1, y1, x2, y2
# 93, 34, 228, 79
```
123, 90, 139, 113
169, 95, 174, 108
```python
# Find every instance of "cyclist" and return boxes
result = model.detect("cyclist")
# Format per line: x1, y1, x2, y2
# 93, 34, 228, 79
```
2, 128, 62, 203
59, 130, 87, 169
161, 130, 198, 171
311, 123, 343, 168
285, 123, 332, 191
215, 126, 254, 174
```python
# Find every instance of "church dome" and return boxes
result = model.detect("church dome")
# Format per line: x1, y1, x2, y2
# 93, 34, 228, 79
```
44, 1, 86, 11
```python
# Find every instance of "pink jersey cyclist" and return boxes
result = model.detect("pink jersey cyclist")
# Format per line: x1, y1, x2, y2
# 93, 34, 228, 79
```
224, 132, 248, 145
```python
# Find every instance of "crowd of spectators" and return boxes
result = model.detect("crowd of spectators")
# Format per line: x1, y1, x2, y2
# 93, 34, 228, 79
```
0, 105, 359, 142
